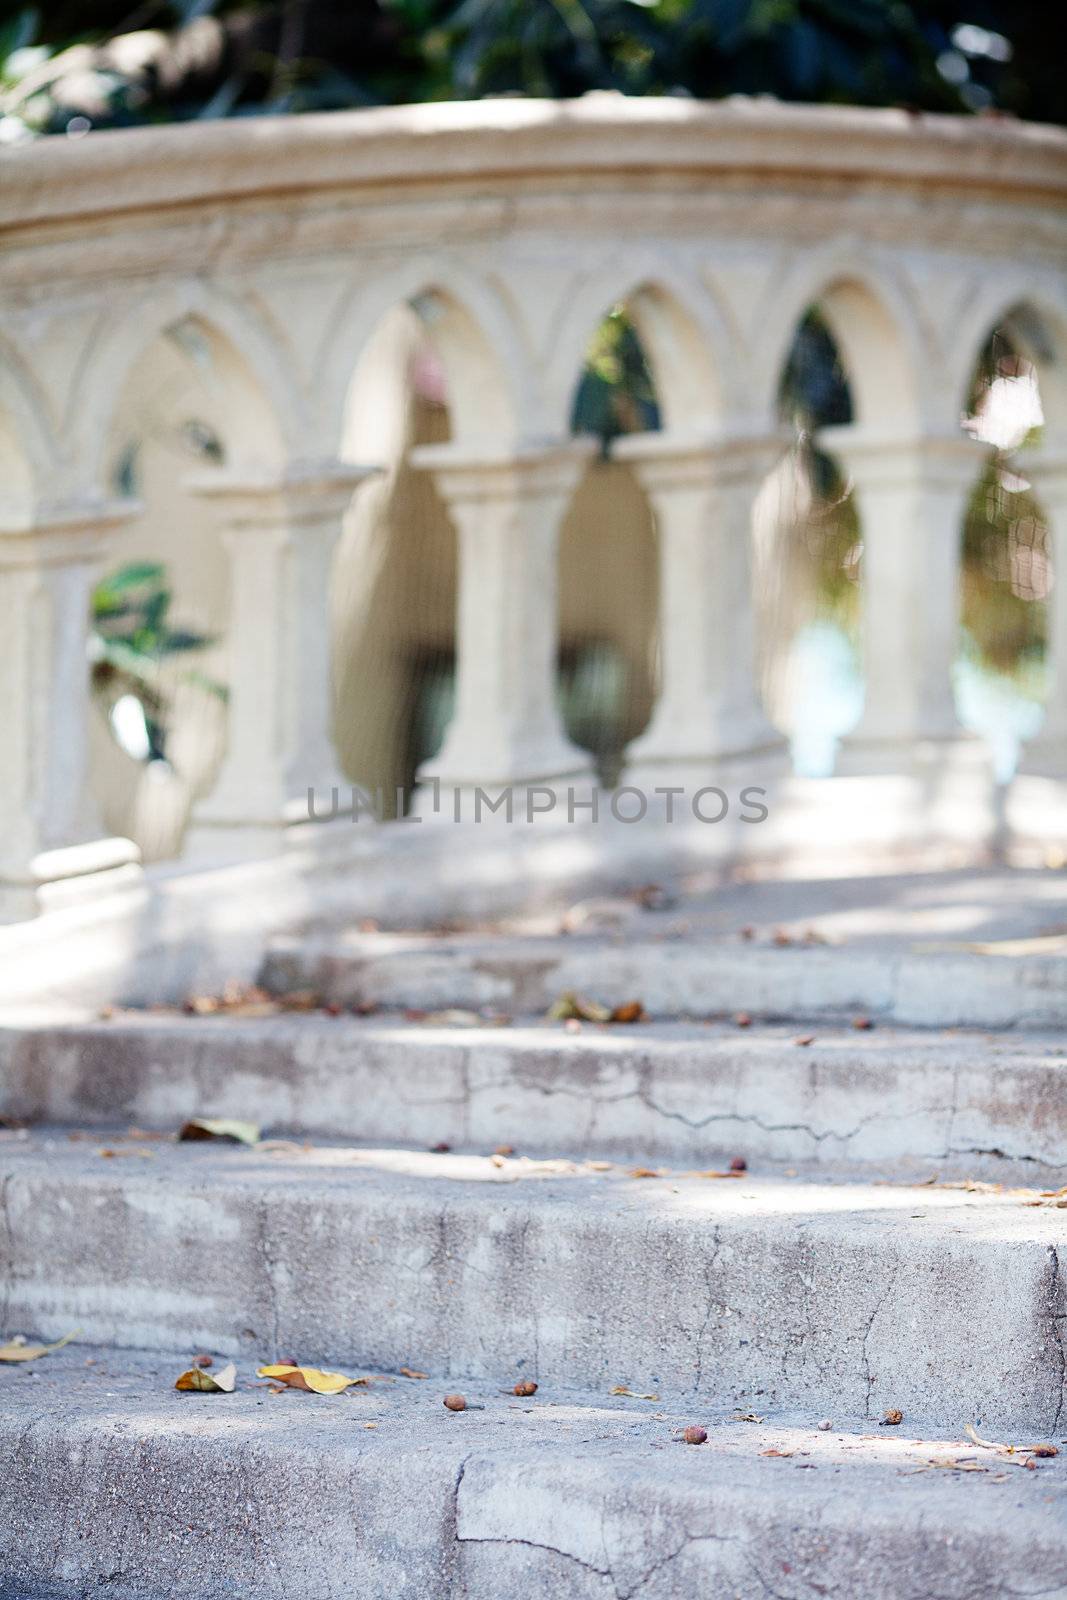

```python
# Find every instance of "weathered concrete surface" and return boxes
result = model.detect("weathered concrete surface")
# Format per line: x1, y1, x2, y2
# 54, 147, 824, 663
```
2, 1135, 1065, 1434
261, 889, 1067, 1028
3, 1014, 1067, 1178
2, 1346, 1066, 1600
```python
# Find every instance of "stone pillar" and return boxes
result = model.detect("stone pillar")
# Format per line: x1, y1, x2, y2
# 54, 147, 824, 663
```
821, 429, 987, 775
408, 441, 596, 801
188, 464, 369, 857
612, 431, 788, 788
0, 501, 142, 920
1015, 452, 1067, 778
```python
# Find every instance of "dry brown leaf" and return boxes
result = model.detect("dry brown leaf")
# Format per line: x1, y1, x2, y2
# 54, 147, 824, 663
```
399, 1367, 428, 1380
610, 1386, 658, 1400
761, 1448, 793, 1457
610, 1000, 647, 1024
175, 1360, 236, 1393
691, 1169, 745, 1180
628, 1167, 663, 1179
793, 1035, 816, 1048
277, 990, 320, 1012
0, 1329, 79, 1363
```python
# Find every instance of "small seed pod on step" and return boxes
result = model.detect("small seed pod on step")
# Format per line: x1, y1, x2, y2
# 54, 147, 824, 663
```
682, 1425, 708, 1445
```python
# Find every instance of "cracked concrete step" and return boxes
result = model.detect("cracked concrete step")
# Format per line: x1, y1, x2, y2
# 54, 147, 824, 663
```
2, 1347, 1066, 1600
3, 1133, 1065, 1436
259, 925, 1067, 1029
3, 1014, 1067, 1179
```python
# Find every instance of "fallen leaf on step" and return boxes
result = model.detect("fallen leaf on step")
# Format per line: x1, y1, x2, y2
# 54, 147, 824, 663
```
399, 1367, 428, 1380
175, 1361, 236, 1393
179, 1118, 261, 1146
420, 1009, 490, 1027
98, 1146, 155, 1159
276, 990, 320, 1012
691, 1168, 745, 1180
881, 1408, 903, 1426
547, 991, 611, 1023
0, 1329, 79, 1363
793, 1035, 816, 1047
964, 1424, 1059, 1458
610, 1000, 646, 1024
628, 1167, 663, 1179
257, 1363, 369, 1394
610, 1386, 658, 1400
734, 1411, 765, 1423
760, 1447, 793, 1457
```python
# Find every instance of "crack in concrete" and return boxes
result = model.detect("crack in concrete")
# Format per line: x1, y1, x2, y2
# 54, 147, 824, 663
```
0, 1173, 13, 1336
1046, 1245, 1066, 1433
861, 1275, 897, 1420
256, 1199, 281, 1358
693, 1225, 723, 1394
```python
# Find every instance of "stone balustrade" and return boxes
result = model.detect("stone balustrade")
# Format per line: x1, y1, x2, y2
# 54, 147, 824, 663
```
1, 96, 1066, 913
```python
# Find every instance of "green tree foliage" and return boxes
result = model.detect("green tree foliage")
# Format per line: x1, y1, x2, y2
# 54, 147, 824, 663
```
0, 1, 1058, 136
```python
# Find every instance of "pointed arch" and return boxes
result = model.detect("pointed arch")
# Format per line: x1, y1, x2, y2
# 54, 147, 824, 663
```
318, 257, 531, 453
545, 262, 733, 436
947, 276, 1067, 444
67, 278, 305, 489
753, 246, 925, 435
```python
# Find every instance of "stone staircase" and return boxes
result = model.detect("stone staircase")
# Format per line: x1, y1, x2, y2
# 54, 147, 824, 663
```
2, 882, 1067, 1597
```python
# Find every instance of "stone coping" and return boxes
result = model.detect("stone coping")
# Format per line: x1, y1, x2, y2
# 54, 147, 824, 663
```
3, 93, 1067, 231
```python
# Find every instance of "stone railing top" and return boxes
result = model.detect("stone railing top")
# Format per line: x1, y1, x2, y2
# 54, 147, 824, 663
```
3, 93, 1067, 232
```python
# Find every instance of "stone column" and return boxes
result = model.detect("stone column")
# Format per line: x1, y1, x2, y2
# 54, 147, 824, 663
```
188, 464, 370, 856
612, 430, 788, 788
1015, 452, 1067, 778
821, 429, 987, 775
0, 501, 141, 920
408, 441, 596, 801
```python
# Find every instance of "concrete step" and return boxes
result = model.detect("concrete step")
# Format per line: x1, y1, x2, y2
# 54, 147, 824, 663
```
3, 1131, 1065, 1436
4, 1013, 1067, 1178
2, 1344, 1065, 1600
260, 923, 1067, 1029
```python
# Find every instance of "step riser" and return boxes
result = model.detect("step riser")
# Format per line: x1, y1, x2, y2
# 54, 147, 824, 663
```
262, 942, 1067, 1030
5, 1166, 1064, 1435
4, 1409, 1065, 1600
5, 1023, 1067, 1177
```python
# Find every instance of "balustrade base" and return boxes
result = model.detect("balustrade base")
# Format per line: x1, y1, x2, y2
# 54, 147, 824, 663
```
410, 769, 599, 825
184, 796, 360, 867
621, 739, 790, 801
1015, 741, 1067, 784
834, 732, 991, 781
1004, 774, 1067, 862
0, 836, 143, 924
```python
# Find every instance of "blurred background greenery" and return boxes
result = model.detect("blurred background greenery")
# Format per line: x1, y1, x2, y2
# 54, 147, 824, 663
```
0, 1, 1058, 137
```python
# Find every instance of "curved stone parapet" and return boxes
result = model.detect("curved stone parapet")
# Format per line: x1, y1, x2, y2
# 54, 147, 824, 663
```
1, 96, 1065, 904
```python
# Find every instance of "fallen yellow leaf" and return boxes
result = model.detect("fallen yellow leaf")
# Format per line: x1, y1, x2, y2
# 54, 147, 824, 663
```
175, 1361, 236, 1393
257, 1363, 369, 1394
179, 1119, 261, 1146
0, 1329, 79, 1363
